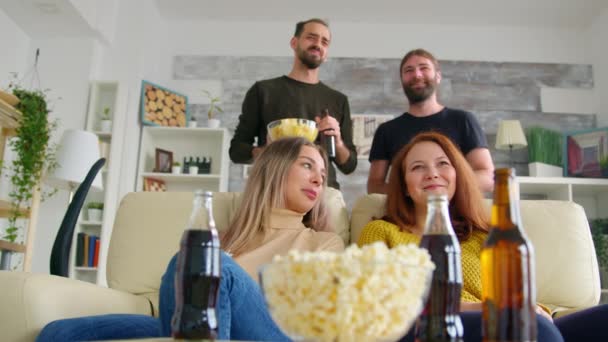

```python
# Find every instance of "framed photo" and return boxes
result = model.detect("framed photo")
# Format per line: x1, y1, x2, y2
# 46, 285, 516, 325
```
144, 177, 167, 192
564, 127, 608, 178
155, 148, 173, 173
140, 80, 189, 127
352, 114, 394, 159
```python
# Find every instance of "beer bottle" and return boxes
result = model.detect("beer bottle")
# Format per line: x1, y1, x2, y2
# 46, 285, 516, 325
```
172, 190, 221, 339
481, 168, 537, 342
415, 193, 464, 342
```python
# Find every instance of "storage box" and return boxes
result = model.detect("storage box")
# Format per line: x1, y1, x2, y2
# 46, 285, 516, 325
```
528, 162, 563, 177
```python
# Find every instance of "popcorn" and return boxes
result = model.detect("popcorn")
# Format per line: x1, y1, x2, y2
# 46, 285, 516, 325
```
259, 242, 435, 342
267, 118, 318, 142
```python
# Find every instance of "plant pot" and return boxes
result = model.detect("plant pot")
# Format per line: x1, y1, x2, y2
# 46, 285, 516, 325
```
207, 118, 220, 129
88, 208, 103, 222
528, 162, 563, 177
189, 166, 199, 175
100, 120, 112, 133
172, 166, 181, 174
188, 120, 198, 128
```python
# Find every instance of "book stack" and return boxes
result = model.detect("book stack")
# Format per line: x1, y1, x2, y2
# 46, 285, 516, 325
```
75, 233, 100, 268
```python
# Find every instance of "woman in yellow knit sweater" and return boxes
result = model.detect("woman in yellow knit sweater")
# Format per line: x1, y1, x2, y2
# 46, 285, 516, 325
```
358, 132, 608, 341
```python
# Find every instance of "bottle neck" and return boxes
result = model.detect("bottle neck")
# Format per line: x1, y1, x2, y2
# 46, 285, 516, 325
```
492, 172, 522, 230
423, 198, 456, 236
187, 192, 216, 231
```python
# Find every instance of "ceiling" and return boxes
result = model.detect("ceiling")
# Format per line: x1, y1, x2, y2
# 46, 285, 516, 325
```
155, 0, 607, 29
1, 0, 606, 40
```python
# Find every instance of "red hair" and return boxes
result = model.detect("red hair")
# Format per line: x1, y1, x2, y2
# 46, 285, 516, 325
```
384, 132, 489, 240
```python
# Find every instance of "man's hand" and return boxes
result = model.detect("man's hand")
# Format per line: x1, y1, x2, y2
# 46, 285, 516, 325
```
315, 115, 351, 165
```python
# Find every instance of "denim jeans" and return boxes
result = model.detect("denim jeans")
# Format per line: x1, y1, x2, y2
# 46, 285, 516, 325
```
37, 251, 289, 342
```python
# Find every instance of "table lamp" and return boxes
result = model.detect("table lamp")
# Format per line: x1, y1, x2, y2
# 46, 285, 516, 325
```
46, 129, 103, 199
496, 120, 528, 168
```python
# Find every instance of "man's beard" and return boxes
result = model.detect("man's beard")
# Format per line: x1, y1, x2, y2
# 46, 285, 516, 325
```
402, 78, 437, 104
297, 46, 323, 69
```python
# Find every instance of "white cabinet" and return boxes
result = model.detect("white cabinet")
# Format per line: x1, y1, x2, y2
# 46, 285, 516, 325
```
69, 81, 126, 285
518, 176, 608, 219
137, 127, 230, 192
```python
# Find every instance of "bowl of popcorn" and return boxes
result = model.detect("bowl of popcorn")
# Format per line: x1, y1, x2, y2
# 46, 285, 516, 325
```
267, 118, 318, 142
259, 242, 435, 342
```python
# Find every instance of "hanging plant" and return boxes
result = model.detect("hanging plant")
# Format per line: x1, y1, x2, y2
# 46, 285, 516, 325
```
2, 86, 58, 243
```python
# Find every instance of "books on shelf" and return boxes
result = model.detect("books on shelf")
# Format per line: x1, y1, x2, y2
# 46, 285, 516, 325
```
76, 233, 100, 268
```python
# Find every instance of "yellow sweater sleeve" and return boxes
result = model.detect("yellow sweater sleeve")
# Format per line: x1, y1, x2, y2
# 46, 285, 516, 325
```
357, 220, 391, 247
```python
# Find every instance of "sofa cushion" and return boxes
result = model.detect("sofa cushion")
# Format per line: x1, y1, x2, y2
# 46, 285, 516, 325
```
107, 188, 349, 315
350, 194, 601, 313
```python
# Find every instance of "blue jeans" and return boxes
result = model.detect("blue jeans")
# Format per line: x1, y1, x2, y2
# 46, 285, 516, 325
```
37, 251, 289, 342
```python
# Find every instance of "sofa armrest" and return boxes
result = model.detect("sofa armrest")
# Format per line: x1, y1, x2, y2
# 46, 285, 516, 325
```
0, 271, 153, 342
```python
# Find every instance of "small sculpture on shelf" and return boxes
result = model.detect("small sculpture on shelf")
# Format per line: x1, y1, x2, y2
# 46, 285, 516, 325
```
181, 156, 212, 175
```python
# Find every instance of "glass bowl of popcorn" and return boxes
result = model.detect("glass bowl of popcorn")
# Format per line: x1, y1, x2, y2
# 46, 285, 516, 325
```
259, 242, 435, 342
267, 118, 318, 142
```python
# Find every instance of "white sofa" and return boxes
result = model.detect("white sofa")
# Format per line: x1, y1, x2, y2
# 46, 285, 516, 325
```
0, 190, 601, 341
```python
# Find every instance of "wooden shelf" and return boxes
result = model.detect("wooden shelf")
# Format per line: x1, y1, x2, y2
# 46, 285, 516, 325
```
0, 97, 21, 129
80, 220, 103, 226
0, 199, 30, 218
74, 267, 97, 272
0, 240, 26, 253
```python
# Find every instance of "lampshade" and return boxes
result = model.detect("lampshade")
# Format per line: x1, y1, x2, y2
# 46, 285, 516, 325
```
495, 120, 528, 150
45, 129, 103, 191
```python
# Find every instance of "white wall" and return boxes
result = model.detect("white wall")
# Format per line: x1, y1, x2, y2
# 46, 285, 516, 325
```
589, 8, 608, 126
0, 9, 29, 87
167, 20, 590, 64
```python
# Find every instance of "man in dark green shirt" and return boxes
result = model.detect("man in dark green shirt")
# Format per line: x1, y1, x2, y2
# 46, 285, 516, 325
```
229, 18, 357, 189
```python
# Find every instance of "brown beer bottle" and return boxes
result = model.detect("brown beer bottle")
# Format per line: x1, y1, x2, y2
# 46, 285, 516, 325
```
481, 168, 537, 342
172, 190, 221, 339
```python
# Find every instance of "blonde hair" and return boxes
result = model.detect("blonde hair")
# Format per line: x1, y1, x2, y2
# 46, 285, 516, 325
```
221, 137, 330, 255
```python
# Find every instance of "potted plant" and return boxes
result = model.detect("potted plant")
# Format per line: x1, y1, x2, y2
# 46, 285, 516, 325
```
202, 89, 223, 128
589, 218, 608, 287
526, 126, 563, 177
86, 202, 104, 222
99, 107, 112, 133
172, 161, 182, 174
1, 86, 57, 253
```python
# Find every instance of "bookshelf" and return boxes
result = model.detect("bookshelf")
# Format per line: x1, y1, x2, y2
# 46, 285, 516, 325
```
137, 126, 230, 192
518, 176, 608, 219
67, 81, 125, 284
0, 93, 41, 272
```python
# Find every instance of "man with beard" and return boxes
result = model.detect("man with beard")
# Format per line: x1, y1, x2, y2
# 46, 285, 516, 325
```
229, 18, 357, 189
367, 49, 494, 193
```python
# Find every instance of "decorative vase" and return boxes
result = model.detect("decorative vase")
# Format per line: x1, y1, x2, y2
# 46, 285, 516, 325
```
188, 120, 197, 128
207, 118, 220, 129
88, 208, 103, 222
172, 166, 181, 174
100, 120, 112, 133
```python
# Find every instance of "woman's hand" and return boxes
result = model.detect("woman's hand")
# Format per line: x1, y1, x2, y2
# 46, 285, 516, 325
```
536, 305, 553, 322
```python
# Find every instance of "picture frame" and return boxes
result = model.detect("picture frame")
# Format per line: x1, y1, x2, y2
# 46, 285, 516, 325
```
352, 114, 394, 159
143, 177, 167, 192
140, 80, 189, 127
563, 127, 608, 178
155, 148, 173, 173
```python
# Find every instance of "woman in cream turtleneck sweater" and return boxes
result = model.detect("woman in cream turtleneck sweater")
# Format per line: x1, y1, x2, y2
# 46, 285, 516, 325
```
221, 136, 344, 279
37, 137, 344, 342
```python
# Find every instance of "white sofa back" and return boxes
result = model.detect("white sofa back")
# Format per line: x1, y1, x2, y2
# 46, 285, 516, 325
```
350, 194, 601, 314
106, 188, 349, 314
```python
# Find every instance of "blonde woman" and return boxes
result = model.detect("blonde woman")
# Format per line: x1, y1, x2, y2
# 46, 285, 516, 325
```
222, 136, 343, 279
38, 137, 343, 342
